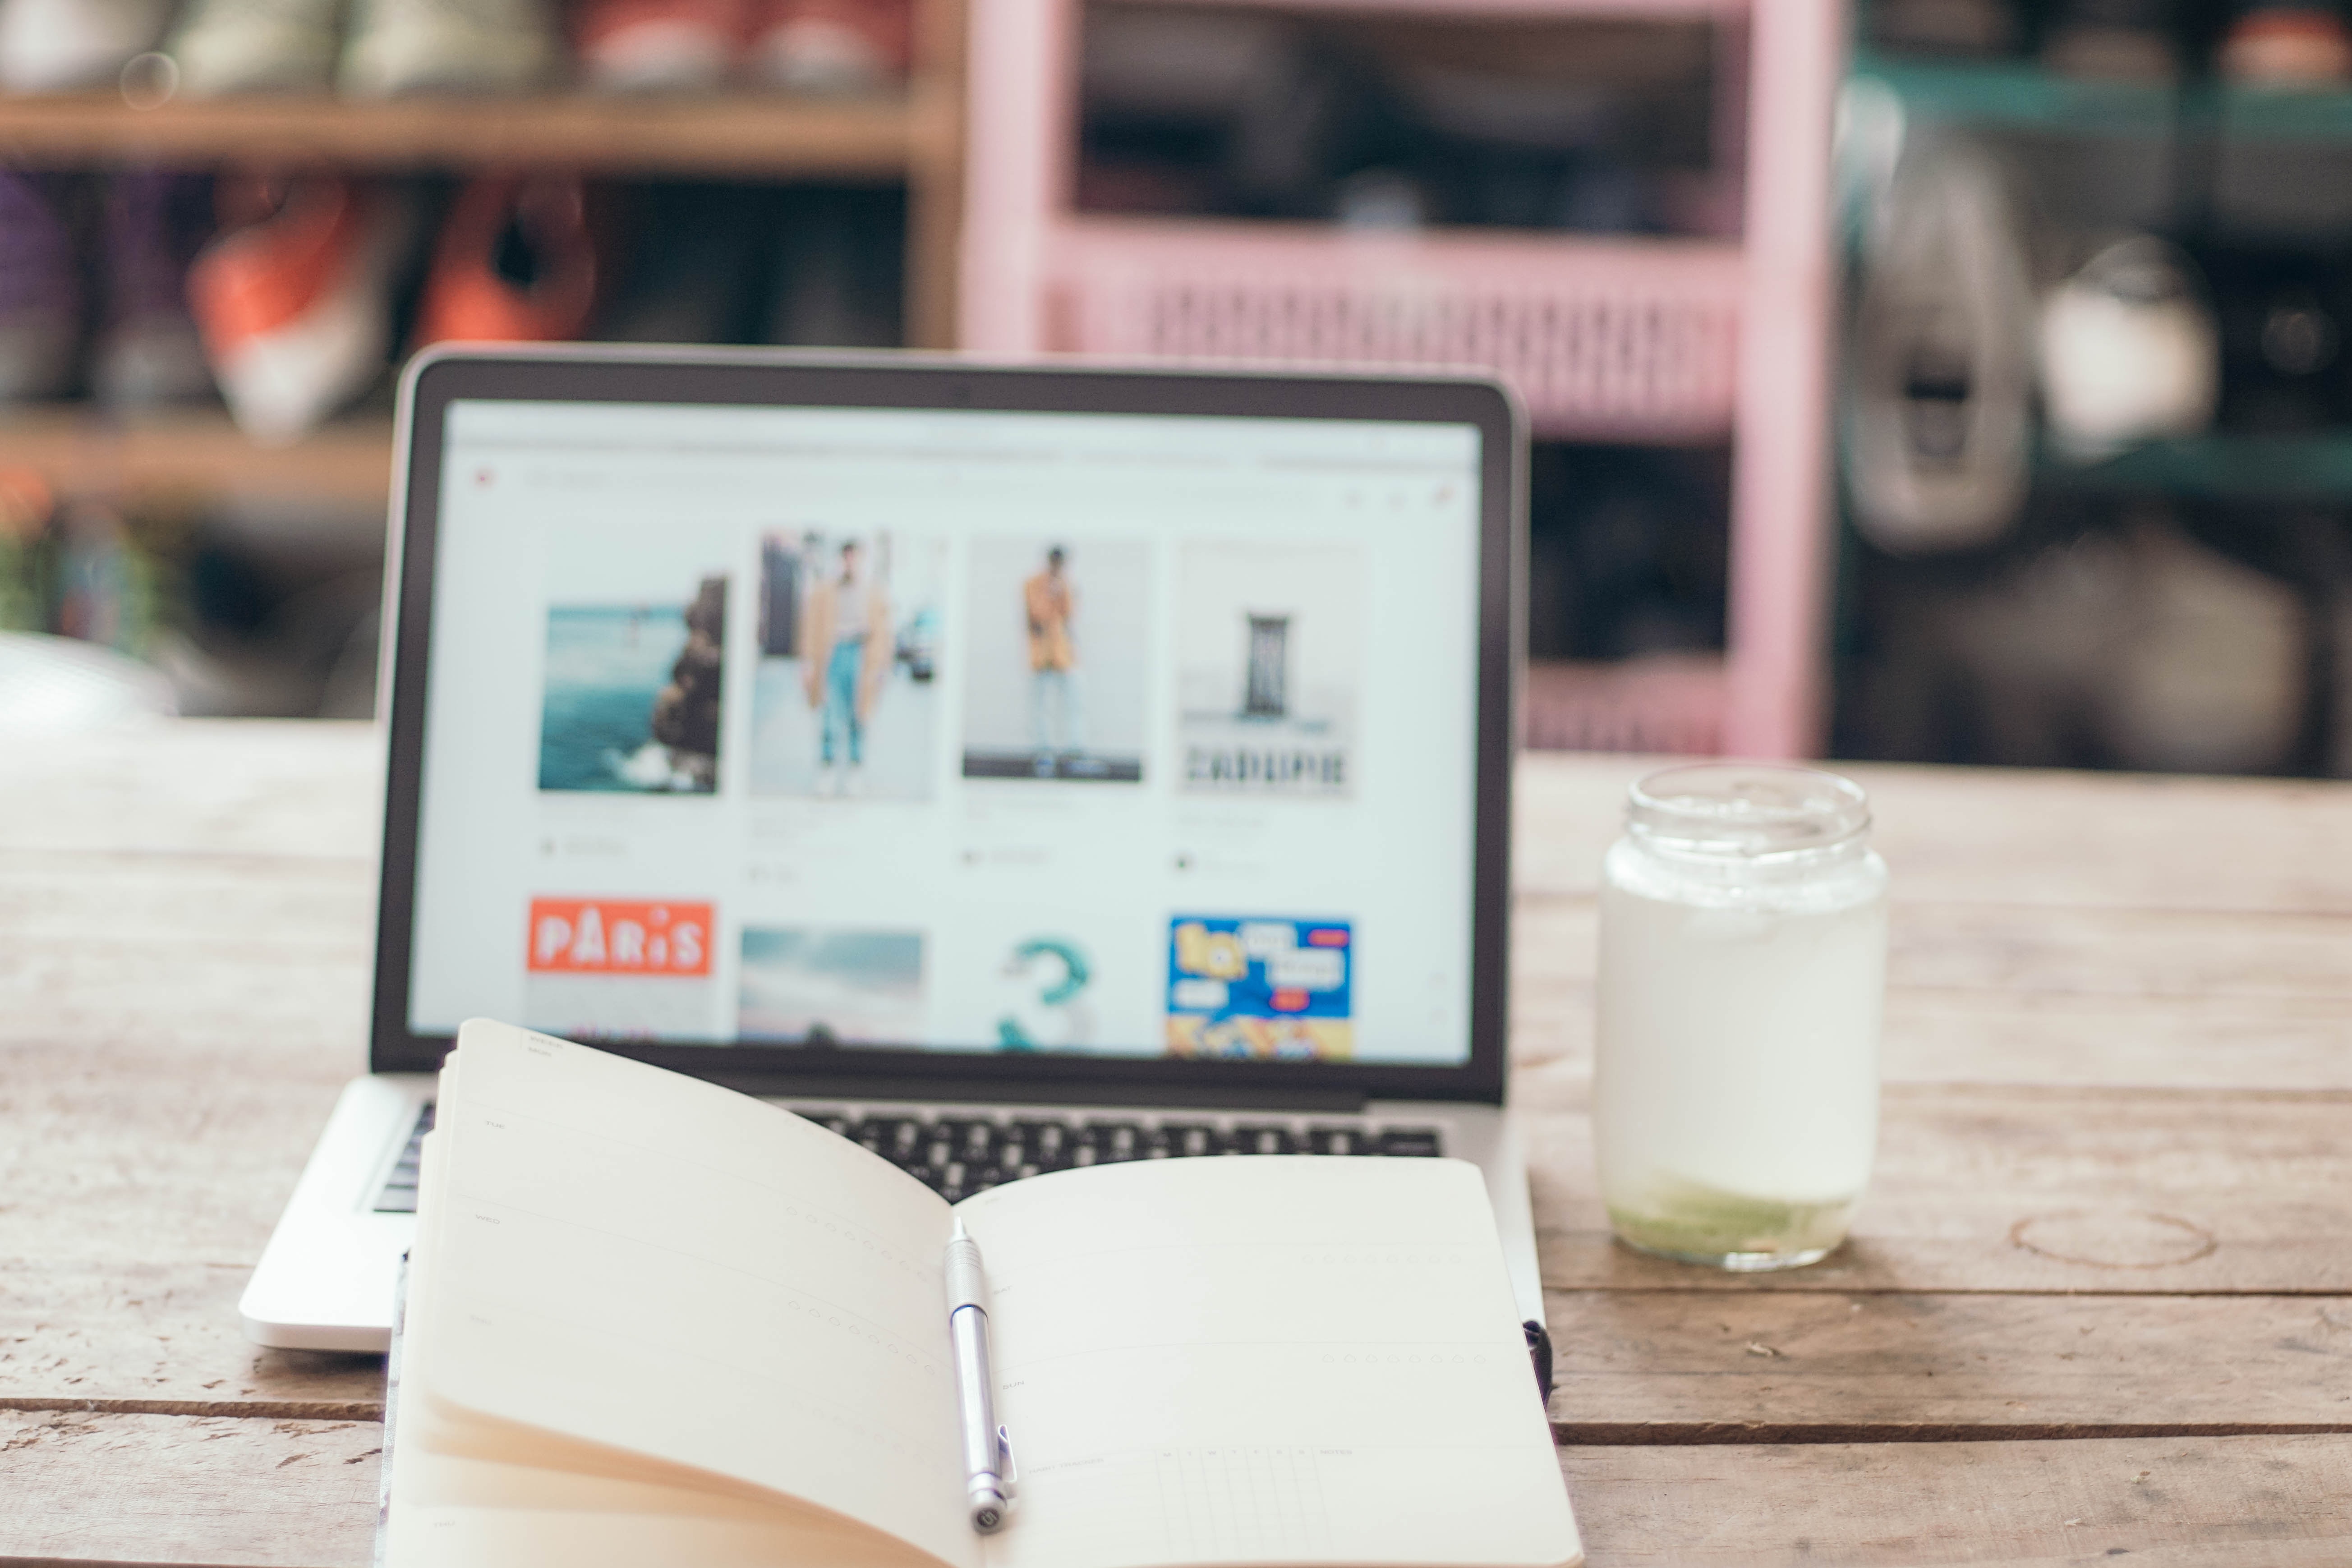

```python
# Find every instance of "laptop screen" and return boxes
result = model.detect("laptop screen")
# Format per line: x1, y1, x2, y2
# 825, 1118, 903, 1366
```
404, 397, 1485, 1069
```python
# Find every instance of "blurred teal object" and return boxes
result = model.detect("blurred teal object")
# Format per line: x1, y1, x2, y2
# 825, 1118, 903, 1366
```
994, 937, 1093, 1050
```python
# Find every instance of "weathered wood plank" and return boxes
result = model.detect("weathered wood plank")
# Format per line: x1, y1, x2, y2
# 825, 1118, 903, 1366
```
0, 719, 381, 861
1518, 895, 2352, 1006
1883, 903, 2352, 1002
1521, 1080, 2352, 1294
0, 1012, 380, 1414
1515, 754, 2352, 915
11, 833, 2352, 1100
1875, 991, 2352, 1091
1515, 974, 2352, 1091
0, 854, 374, 1059
1546, 1290, 2352, 1441
1, 1262, 389, 1420
2, 1030, 354, 1269
5, 838, 2348, 1421
14, 723, 2352, 918
6, 1413, 2347, 1568
10, 724, 2352, 1090
0, 851, 373, 949
0, 823, 377, 1424
1513, 899, 2352, 1088
14, 1065, 2349, 1412
7, 666, 2352, 1566
1565, 1433, 2352, 1567
8, 953, 2349, 1415
0, 1410, 378, 1568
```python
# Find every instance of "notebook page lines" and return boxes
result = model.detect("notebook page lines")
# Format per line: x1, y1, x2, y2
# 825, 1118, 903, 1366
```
960, 1158, 1576, 1568
1156, 1446, 1333, 1561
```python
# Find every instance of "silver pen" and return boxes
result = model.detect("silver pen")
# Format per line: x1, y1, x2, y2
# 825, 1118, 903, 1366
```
945, 1219, 1012, 1532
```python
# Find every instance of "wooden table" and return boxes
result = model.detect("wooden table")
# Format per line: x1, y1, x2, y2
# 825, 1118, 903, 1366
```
5, 720, 2349, 1565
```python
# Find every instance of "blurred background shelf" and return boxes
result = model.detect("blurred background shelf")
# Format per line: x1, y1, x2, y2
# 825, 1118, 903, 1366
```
966, 0, 1844, 756
1104, 0, 1752, 12
1848, 51, 2178, 134
0, 0, 971, 722
1852, 54, 2352, 147
2039, 434, 2352, 501
0, 91, 946, 177
1, 410, 394, 506
2209, 87, 2352, 143
1522, 653, 1724, 753
1834, 1, 2352, 780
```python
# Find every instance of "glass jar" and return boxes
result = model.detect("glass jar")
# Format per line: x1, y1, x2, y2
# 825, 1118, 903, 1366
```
1593, 763, 1888, 1270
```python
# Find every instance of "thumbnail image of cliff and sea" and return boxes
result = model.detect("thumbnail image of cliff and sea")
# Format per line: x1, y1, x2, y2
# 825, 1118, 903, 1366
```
539, 574, 728, 794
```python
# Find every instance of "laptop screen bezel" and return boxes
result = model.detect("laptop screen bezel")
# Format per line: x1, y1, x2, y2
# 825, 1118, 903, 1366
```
371, 347, 1521, 1108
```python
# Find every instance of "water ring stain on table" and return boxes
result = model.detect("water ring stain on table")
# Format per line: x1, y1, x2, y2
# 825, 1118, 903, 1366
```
2010, 1210, 2221, 1269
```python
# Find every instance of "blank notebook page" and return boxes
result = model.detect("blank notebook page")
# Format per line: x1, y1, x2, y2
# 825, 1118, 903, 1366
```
958, 1157, 1582, 1568
412, 1032, 973, 1568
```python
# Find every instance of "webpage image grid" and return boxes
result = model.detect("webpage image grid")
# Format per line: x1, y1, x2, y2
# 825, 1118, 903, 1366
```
408, 404, 1482, 1068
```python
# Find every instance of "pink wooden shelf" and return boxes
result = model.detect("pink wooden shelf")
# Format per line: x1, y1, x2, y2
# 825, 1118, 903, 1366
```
1524, 654, 1726, 755
1045, 219, 1744, 442
962, 0, 1842, 757
1096, 0, 1745, 14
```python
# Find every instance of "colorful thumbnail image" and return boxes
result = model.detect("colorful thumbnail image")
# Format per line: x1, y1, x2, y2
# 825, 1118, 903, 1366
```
1165, 916, 1353, 1061
1176, 542, 1363, 797
738, 926, 925, 1046
529, 897, 713, 976
539, 575, 727, 794
750, 530, 946, 800
523, 897, 716, 1040
962, 536, 1151, 783
992, 935, 1096, 1051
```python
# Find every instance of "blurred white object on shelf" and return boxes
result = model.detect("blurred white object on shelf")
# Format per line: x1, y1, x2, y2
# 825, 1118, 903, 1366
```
0, 632, 176, 727
0, 0, 173, 91
2040, 235, 2221, 460
340, 0, 558, 95
166, 0, 342, 94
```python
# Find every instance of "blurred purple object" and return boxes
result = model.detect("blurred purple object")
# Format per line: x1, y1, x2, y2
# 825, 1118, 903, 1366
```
0, 172, 79, 402
95, 170, 217, 409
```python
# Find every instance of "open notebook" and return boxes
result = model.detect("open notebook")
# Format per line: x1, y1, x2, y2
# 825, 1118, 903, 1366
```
381, 1020, 1583, 1568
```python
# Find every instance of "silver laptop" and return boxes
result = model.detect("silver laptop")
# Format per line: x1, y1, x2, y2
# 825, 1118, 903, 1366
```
241, 345, 1542, 1386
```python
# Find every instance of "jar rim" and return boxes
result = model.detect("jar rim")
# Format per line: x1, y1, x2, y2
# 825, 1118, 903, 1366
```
1627, 763, 1871, 859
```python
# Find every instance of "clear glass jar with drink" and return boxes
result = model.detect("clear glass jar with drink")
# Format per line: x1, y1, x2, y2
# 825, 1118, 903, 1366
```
1593, 763, 1889, 1270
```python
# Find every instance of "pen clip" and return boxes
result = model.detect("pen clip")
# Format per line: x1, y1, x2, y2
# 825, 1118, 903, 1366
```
997, 1425, 1018, 1499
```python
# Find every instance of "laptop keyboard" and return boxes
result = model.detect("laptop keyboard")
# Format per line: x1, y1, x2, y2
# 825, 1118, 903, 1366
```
372, 1103, 1441, 1212
373, 1102, 434, 1212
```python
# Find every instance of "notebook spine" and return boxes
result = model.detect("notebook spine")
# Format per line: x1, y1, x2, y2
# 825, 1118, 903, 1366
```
373, 1250, 409, 1568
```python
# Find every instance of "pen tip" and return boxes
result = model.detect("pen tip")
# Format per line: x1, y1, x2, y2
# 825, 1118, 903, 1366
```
952, 1217, 969, 1241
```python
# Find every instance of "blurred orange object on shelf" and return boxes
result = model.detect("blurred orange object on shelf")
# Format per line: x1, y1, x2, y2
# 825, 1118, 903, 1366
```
187, 174, 409, 442
414, 174, 603, 347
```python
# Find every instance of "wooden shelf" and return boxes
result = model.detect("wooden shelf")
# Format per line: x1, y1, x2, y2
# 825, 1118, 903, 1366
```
0, 409, 393, 508
2213, 85, 2352, 143
1137, 0, 1744, 13
0, 91, 933, 177
1048, 218, 1746, 442
1852, 54, 2352, 147
2039, 432, 2352, 501
1850, 53, 2180, 137
1523, 653, 1724, 755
